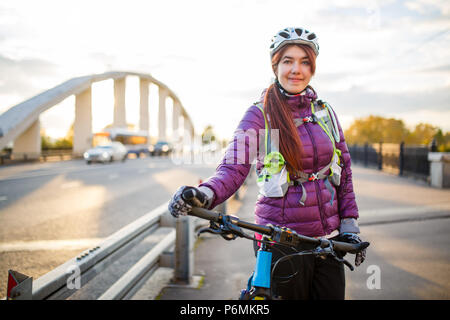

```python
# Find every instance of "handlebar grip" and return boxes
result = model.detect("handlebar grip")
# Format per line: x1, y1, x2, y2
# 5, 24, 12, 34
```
181, 187, 207, 207
333, 240, 370, 254
189, 206, 221, 222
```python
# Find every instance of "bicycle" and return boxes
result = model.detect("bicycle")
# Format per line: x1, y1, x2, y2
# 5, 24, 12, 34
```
181, 188, 370, 300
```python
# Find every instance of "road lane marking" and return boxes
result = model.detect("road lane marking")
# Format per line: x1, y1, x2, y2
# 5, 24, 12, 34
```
61, 181, 82, 189
0, 166, 101, 181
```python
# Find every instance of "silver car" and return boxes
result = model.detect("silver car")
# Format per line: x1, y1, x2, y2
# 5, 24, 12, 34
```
84, 142, 128, 164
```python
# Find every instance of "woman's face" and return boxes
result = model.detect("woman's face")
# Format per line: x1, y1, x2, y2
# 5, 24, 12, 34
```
275, 45, 313, 94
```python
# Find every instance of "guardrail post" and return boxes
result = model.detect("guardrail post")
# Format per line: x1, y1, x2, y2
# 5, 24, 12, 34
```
378, 142, 383, 170
399, 142, 404, 176
174, 216, 194, 284
364, 143, 368, 167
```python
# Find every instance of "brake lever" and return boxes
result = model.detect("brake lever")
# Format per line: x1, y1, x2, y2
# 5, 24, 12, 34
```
197, 226, 223, 236
197, 221, 239, 241
314, 243, 356, 271
334, 256, 354, 271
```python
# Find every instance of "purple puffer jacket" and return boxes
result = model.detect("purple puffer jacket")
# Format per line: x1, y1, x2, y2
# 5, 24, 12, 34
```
199, 88, 359, 237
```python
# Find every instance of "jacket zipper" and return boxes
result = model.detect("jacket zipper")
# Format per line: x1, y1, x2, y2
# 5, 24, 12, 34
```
304, 121, 328, 234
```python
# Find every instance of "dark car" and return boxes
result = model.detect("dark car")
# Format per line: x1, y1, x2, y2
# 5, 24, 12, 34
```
149, 141, 172, 156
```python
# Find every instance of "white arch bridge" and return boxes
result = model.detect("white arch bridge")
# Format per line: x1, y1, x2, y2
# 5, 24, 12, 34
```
0, 71, 195, 159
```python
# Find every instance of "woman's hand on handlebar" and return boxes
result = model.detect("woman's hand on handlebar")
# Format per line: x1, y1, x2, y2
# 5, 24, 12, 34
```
168, 186, 210, 218
338, 233, 367, 266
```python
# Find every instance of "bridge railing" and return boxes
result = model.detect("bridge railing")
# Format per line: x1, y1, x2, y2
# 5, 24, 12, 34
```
27, 202, 176, 300
348, 142, 430, 181
6, 193, 230, 300
1, 149, 75, 164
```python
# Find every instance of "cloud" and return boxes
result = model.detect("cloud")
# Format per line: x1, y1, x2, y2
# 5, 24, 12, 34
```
324, 85, 450, 116
405, 0, 450, 16
415, 64, 450, 73
0, 55, 58, 95
0, 55, 61, 113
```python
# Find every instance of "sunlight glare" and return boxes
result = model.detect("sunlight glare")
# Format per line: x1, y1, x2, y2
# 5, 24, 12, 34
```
92, 79, 114, 133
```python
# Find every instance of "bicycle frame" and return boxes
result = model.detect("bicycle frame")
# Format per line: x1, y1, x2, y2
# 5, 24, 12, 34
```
241, 242, 273, 300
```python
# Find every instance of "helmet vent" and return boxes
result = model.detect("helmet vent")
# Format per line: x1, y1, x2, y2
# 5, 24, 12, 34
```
294, 28, 303, 37
279, 32, 289, 38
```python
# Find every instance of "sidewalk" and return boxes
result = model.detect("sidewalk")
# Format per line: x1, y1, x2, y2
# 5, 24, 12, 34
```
132, 165, 450, 300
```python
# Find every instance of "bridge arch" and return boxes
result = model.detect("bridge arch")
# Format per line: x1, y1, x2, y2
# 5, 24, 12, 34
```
0, 71, 195, 158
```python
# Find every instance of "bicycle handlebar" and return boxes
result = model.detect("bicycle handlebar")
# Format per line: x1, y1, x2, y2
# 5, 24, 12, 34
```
182, 188, 369, 255
190, 206, 273, 235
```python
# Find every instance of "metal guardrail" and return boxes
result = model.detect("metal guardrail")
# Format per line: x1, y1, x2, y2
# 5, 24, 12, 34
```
1, 150, 75, 165
7, 202, 178, 300
6, 199, 226, 300
40, 149, 74, 162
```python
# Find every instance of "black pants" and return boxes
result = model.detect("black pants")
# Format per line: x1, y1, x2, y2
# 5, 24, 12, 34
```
253, 240, 345, 300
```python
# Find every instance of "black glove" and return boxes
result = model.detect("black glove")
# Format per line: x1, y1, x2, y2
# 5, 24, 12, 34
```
168, 186, 208, 218
338, 233, 367, 267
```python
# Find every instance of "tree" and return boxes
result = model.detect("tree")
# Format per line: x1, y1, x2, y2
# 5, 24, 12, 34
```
201, 125, 216, 145
405, 123, 438, 145
40, 125, 73, 150
345, 116, 408, 144
434, 129, 450, 152
41, 135, 53, 150
344, 115, 449, 149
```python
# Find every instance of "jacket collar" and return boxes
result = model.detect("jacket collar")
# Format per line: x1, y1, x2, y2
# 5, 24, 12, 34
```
285, 86, 317, 110
258, 85, 317, 111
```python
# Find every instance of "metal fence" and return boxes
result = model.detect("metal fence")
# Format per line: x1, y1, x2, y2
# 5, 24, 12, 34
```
348, 142, 430, 180
1, 149, 75, 165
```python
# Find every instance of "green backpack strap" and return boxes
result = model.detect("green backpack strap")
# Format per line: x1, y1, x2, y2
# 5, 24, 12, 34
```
254, 103, 269, 154
311, 101, 338, 155
254, 102, 289, 181
313, 100, 341, 143
311, 100, 343, 205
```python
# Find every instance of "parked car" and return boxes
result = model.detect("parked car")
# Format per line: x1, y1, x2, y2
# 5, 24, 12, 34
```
149, 141, 173, 156
84, 142, 128, 164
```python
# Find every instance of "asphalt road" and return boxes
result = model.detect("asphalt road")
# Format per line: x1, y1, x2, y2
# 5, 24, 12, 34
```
0, 156, 217, 298
345, 218, 450, 299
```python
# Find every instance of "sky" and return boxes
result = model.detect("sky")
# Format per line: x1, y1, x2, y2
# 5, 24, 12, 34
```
0, 0, 449, 140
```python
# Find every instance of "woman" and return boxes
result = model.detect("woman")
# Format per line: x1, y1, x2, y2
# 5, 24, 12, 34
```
169, 27, 366, 300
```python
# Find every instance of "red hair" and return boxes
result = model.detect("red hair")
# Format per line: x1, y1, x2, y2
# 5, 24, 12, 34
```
263, 44, 317, 173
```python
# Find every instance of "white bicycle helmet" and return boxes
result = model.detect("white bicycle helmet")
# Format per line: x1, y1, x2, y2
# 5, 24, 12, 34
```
270, 27, 319, 58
